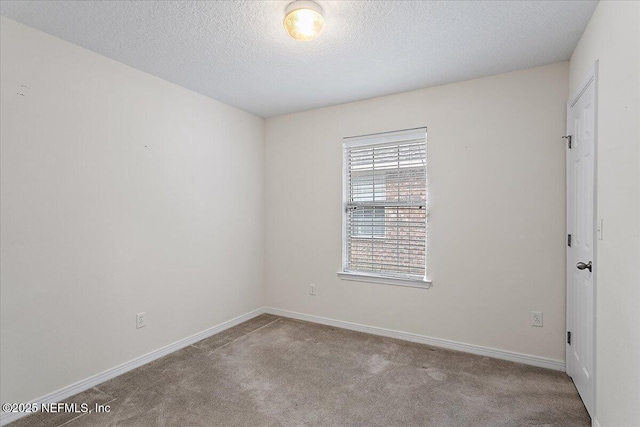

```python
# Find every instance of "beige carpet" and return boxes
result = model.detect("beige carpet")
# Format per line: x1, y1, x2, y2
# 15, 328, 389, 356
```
11, 314, 590, 426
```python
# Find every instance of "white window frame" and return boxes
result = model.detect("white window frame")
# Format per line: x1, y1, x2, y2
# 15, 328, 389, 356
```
338, 128, 431, 289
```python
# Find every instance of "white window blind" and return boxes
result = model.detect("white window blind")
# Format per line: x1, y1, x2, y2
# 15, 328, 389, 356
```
342, 128, 428, 284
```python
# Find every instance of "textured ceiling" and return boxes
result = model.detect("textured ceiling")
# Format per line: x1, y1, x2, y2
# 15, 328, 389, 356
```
0, 1, 598, 118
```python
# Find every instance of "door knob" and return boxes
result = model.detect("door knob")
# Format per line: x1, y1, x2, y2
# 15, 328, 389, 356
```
576, 261, 592, 272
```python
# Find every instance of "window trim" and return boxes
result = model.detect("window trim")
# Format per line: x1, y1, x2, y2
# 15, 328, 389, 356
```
339, 127, 430, 288
337, 270, 432, 288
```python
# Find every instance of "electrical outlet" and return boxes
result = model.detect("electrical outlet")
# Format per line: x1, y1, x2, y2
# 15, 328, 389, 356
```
531, 311, 543, 327
136, 312, 146, 329
309, 284, 316, 296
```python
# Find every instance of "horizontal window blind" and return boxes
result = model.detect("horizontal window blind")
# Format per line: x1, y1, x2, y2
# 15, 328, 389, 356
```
343, 128, 427, 280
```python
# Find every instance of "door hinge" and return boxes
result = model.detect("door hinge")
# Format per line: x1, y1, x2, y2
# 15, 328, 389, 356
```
568, 234, 572, 247
567, 331, 572, 345
562, 135, 572, 149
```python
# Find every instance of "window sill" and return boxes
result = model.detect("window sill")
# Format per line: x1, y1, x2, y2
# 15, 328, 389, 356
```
337, 271, 432, 289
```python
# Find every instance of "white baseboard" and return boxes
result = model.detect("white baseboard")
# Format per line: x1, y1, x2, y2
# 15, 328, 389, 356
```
266, 308, 566, 372
0, 307, 266, 426
2, 305, 567, 426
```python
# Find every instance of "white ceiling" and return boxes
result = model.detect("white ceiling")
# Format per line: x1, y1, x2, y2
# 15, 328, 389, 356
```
0, 1, 598, 118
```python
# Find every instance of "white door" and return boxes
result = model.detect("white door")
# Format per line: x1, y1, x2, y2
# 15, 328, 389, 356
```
566, 71, 596, 417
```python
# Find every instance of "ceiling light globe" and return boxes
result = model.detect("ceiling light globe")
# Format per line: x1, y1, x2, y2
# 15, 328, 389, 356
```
284, 1, 324, 41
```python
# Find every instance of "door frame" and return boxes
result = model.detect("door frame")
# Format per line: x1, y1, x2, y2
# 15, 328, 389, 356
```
566, 61, 598, 419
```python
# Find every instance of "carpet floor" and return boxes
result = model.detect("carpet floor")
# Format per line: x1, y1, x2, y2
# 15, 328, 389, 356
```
10, 314, 590, 426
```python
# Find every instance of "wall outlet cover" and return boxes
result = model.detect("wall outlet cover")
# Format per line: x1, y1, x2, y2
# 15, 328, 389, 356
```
531, 311, 543, 327
136, 312, 146, 329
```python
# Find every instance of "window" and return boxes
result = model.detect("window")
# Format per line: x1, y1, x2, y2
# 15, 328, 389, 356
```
339, 128, 429, 287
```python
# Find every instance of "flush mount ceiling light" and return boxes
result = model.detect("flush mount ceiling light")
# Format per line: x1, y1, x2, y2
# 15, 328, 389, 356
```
283, 0, 324, 41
